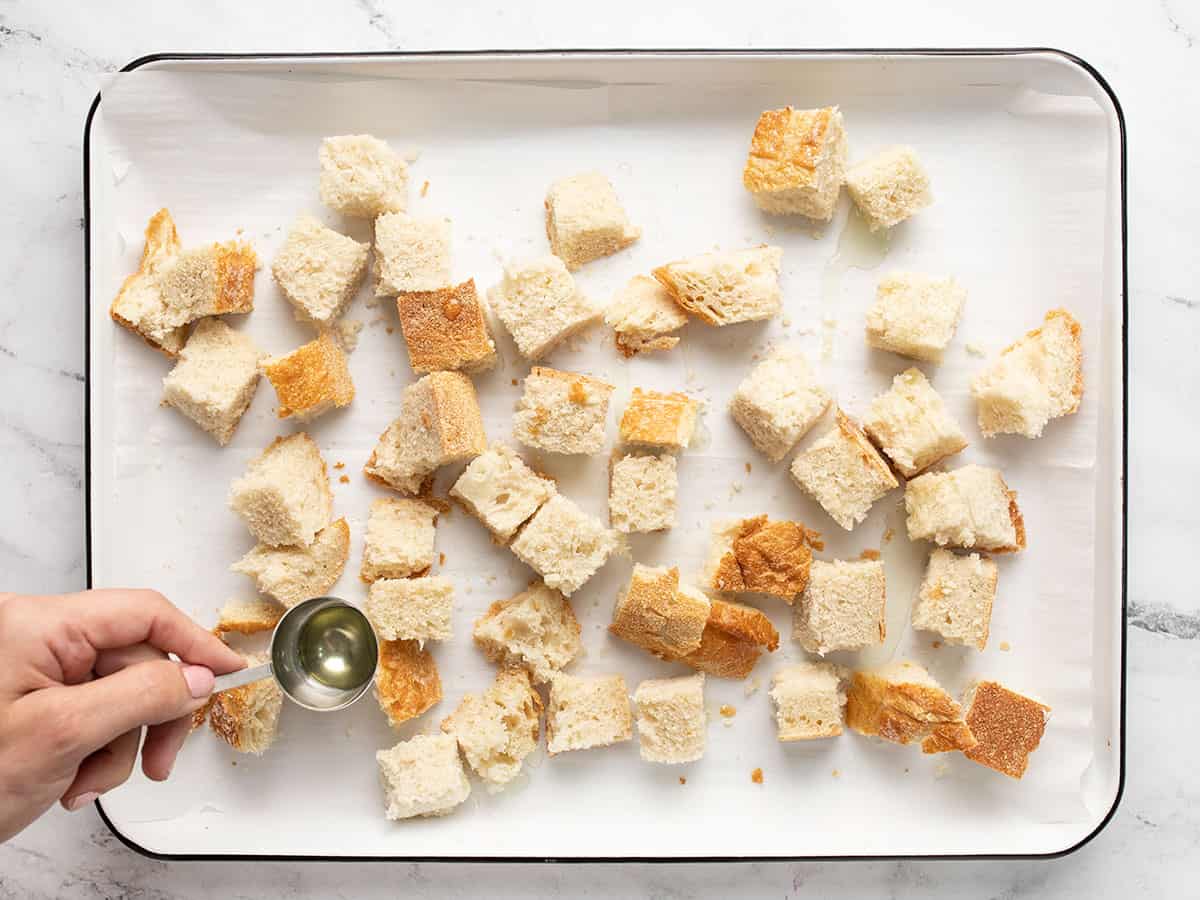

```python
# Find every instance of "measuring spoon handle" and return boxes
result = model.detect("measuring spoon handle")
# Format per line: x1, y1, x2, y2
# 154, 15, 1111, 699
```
212, 661, 274, 694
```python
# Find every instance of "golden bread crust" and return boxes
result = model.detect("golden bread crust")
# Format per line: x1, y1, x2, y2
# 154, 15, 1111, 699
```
213, 240, 258, 314
651, 264, 716, 326
396, 279, 496, 374
742, 106, 834, 193
375, 638, 442, 726
836, 409, 900, 488
263, 331, 354, 419
428, 371, 489, 458
618, 388, 699, 448
845, 668, 977, 753
709, 516, 821, 601
680, 625, 762, 679
705, 597, 779, 651
215, 599, 285, 635
609, 566, 708, 658
109, 207, 185, 356
962, 681, 1050, 778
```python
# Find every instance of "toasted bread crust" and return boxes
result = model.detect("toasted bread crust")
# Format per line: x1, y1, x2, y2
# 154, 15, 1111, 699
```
742, 106, 834, 193
845, 668, 977, 753
375, 638, 442, 726
264, 331, 355, 419
215, 598, 285, 635
705, 597, 779, 651
396, 279, 496, 374
651, 264, 716, 326
429, 371, 489, 458
962, 681, 1050, 779
618, 388, 699, 449
1046, 308, 1084, 413
213, 241, 258, 314
109, 208, 185, 356
836, 409, 900, 487
609, 566, 708, 659
680, 625, 762, 679
709, 516, 820, 601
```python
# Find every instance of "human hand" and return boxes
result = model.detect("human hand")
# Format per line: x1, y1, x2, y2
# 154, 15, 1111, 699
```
0, 589, 244, 842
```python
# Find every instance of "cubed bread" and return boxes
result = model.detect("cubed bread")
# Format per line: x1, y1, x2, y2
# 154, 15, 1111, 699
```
633, 673, 706, 764
374, 638, 442, 727
845, 660, 976, 753
609, 564, 710, 659
845, 146, 932, 231
509, 495, 620, 596
271, 214, 370, 325
865, 272, 966, 363
263, 331, 355, 421
959, 680, 1050, 778
473, 581, 582, 683
489, 256, 600, 359
365, 371, 487, 494
618, 388, 699, 451
701, 515, 820, 602
367, 576, 453, 642
441, 668, 542, 792
374, 212, 452, 296
395, 279, 497, 374
793, 559, 886, 655
609, 452, 677, 533
450, 444, 555, 542
770, 662, 849, 741
653, 245, 782, 326
319, 134, 407, 218
109, 208, 185, 355
971, 308, 1083, 438
545, 172, 641, 270
215, 598, 284, 635
862, 368, 967, 477
161, 318, 264, 445
360, 498, 438, 582
208, 653, 282, 754
546, 673, 632, 755
911, 549, 997, 650
790, 410, 899, 531
513, 367, 614, 455
680, 595, 778, 679
376, 733, 469, 820
229, 433, 332, 547
742, 106, 847, 220
231, 518, 350, 607
604, 274, 688, 356
159, 241, 258, 322
905, 464, 1026, 553
730, 345, 830, 461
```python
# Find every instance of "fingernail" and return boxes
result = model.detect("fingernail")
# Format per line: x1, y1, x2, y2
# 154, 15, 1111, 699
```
66, 791, 100, 811
182, 664, 215, 698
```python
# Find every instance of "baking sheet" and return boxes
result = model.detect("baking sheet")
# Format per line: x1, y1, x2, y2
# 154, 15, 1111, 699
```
86, 52, 1124, 859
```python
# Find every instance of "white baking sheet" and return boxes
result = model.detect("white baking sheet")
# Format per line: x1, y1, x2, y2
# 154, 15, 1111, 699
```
86, 52, 1124, 859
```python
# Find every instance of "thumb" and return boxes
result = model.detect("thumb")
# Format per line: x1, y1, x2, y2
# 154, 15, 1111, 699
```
45, 660, 214, 760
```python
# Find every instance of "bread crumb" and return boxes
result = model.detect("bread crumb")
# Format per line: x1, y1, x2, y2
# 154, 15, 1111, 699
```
999, 641, 1011, 651
965, 342, 987, 358
782, 317, 793, 327
231, 760, 237, 767
439, 552, 446, 566
882, 527, 894, 543
385, 326, 394, 335
421, 180, 430, 198
334, 461, 345, 470
831, 769, 840, 778
730, 481, 743, 494
743, 677, 761, 698
704, 501, 715, 511
859, 548, 881, 561
931, 640, 942, 649
334, 318, 364, 353
751, 768, 763, 784
719, 705, 736, 718
744, 462, 752, 475
678, 776, 687, 785
339, 474, 350, 484
511, 378, 518, 386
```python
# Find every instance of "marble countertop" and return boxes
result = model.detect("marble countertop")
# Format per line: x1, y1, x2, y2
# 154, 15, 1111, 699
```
1, 0, 1196, 896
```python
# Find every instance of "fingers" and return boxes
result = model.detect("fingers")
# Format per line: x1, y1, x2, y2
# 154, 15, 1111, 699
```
95, 642, 164, 678
59, 727, 141, 811
140, 716, 194, 781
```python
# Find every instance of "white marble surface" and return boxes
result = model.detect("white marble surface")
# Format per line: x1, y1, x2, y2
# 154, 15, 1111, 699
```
0, 0, 1196, 895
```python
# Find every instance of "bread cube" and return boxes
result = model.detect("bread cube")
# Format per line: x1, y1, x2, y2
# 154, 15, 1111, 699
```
319, 134, 407, 218
215, 598, 284, 635
793, 559, 886, 655
374, 212, 451, 296
360, 498, 438, 582
514, 366, 614, 455
618, 388, 699, 451
160, 241, 258, 322
231, 518, 350, 608
770, 662, 848, 741
109, 208, 186, 355
208, 652, 282, 754
367, 576, 453, 642
960, 680, 1050, 779
161, 318, 264, 445
742, 106, 848, 220
703, 515, 820, 602
846, 660, 975, 753
845, 146, 932, 231
441, 668, 542, 792
971, 308, 1083, 438
374, 638, 442, 727
862, 368, 967, 477
263, 331, 354, 421
790, 410, 899, 531
545, 172, 641, 270
604, 274, 688, 356
634, 673, 706, 764
271, 214, 370, 325
680, 595, 777, 679
905, 464, 1025, 553
376, 733, 469, 820
730, 345, 829, 461
653, 245, 782, 326
911, 549, 997, 650
865, 272, 966, 363
509, 495, 619, 596
609, 453, 677, 533
546, 673, 632, 755
395, 279, 496, 374
451, 444, 555, 542
473, 581, 582, 684
229, 433, 332, 547
609, 564, 709, 659
489, 256, 600, 360
365, 371, 487, 494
